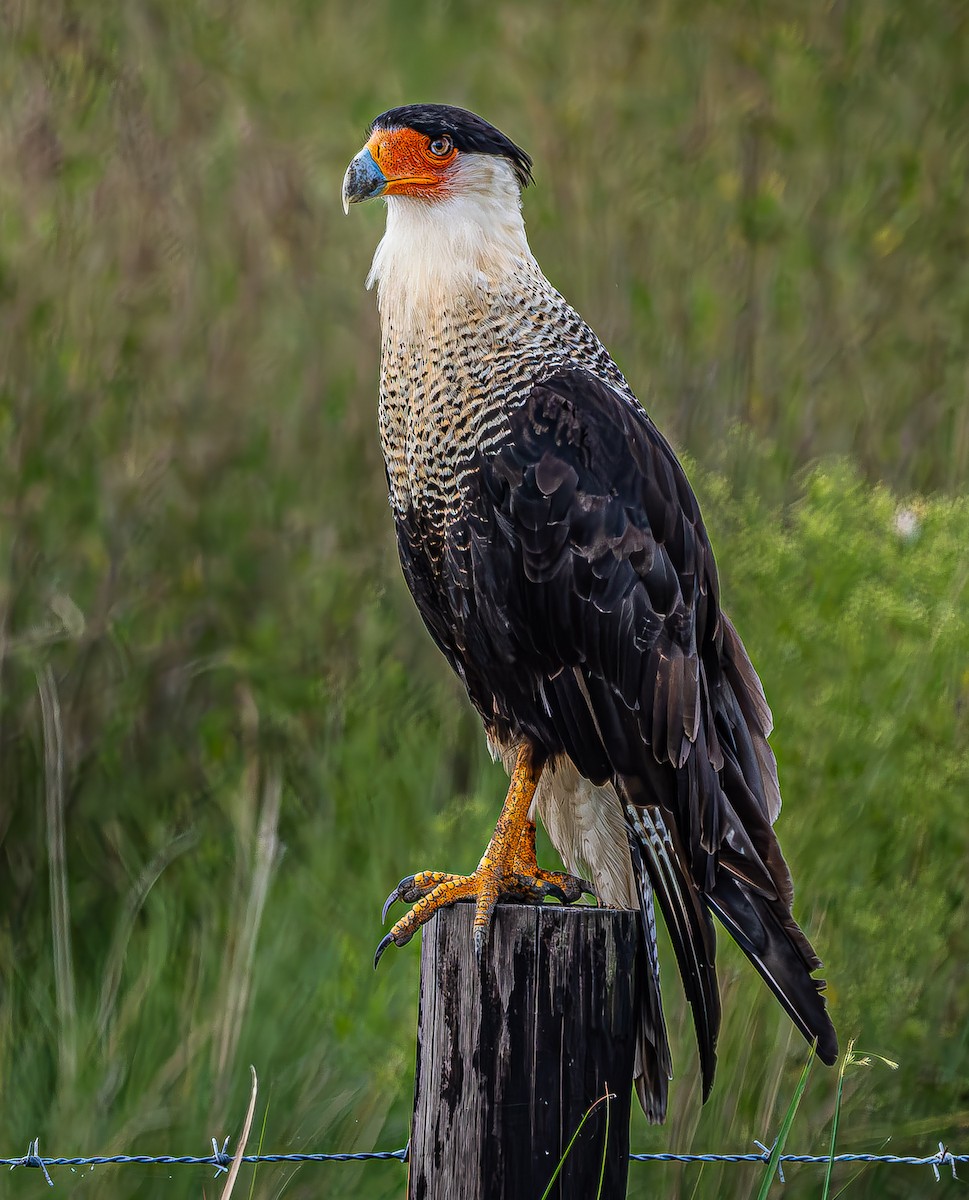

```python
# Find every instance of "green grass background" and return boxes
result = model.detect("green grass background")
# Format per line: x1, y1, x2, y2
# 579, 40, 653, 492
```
1, 1, 967, 1196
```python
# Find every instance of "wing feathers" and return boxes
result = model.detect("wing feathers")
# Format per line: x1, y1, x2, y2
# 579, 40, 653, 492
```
399, 367, 836, 1117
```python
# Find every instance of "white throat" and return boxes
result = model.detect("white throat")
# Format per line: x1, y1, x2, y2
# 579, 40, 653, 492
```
366, 156, 537, 340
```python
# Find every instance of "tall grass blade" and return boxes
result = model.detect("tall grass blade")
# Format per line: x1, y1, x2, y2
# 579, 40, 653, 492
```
823, 1043, 899, 1200
37, 665, 76, 1090
247, 1092, 272, 1200
821, 1038, 855, 1200
219, 1065, 258, 1200
539, 1089, 615, 1200
95, 829, 198, 1042
830, 1138, 892, 1200
754, 1045, 815, 1200
215, 760, 282, 1109
596, 1086, 611, 1200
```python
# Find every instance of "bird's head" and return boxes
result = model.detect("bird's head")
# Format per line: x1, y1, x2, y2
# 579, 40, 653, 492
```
342, 104, 532, 214
344, 105, 537, 334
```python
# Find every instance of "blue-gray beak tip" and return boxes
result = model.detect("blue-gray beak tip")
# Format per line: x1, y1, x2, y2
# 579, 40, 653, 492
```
342, 148, 388, 214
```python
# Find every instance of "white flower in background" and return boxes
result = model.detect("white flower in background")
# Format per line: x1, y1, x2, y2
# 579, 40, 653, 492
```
894, 506, 921, 541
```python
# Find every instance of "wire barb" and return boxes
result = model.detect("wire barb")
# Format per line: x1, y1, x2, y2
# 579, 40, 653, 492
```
931, 1142, 957, 1182
9, 1139, 54, 1188
753, 1139, 785, 1184
210, 1137, 233, 1177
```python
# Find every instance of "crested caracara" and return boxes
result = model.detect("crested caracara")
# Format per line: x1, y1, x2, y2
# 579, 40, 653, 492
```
343, 103, 836, 1120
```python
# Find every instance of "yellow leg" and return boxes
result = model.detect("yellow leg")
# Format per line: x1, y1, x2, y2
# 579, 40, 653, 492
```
514, 819, 595, 903
375, 746, 593, 965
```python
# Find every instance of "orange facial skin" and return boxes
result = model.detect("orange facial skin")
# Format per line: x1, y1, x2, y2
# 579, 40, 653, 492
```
365, 127, 459, 199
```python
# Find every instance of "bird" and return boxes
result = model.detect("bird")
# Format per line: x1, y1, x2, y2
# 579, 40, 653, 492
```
342, 103, 836, 1121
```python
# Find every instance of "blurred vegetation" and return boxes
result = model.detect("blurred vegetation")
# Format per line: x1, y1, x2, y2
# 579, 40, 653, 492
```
0, 0, 967, 1197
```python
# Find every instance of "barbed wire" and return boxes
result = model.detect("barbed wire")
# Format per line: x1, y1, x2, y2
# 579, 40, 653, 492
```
2, 1139, 410, 1187
630, 1142, 964, 1183
2, 1137, 963, 1186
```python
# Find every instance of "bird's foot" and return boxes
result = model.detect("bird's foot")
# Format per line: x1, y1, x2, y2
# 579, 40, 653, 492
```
513, 818, 595, 906
374, 860, 590, 968
378, 829, 593, 925
374, 748, 594, 968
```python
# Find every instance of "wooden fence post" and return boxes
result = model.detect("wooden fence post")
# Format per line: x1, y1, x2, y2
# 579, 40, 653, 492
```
407, 902, 643, 1200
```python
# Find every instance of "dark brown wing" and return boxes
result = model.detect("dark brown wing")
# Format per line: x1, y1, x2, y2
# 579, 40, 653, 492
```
394, 368, 836, 1115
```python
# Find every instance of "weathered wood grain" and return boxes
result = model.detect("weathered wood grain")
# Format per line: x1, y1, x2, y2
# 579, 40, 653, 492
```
407, 902, 643, 1200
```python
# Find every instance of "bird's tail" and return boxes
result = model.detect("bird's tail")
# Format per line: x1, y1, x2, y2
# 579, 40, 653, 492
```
713, 614, 837, 1065
620, 775, 721, 1118
705, 871, 837, 1064
620, 615, 837, 1117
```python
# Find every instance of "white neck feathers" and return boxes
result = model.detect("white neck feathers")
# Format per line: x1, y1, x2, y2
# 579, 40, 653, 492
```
366, 155, 538, 340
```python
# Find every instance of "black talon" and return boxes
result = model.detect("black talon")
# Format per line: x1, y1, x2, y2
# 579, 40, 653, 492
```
373, 931, 396, 970
381, 875, 416, 923
559, 878, 596, 904
472, 925, 487, 964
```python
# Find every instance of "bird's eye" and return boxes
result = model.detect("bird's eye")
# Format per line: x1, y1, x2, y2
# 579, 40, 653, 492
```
428, 135, 453, 158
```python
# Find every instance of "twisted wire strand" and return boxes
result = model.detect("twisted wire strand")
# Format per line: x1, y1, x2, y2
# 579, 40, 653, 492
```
4, 1139, 963, 1185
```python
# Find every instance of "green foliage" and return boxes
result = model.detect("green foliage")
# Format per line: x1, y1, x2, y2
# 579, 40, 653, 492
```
1, 1, 967, 1198
628, 468, 969, 1198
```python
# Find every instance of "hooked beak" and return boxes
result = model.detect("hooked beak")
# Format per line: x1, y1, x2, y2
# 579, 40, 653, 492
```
342, 148, 388, 214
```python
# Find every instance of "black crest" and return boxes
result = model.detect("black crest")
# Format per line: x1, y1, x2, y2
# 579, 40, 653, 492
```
370, 104, 533, 189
